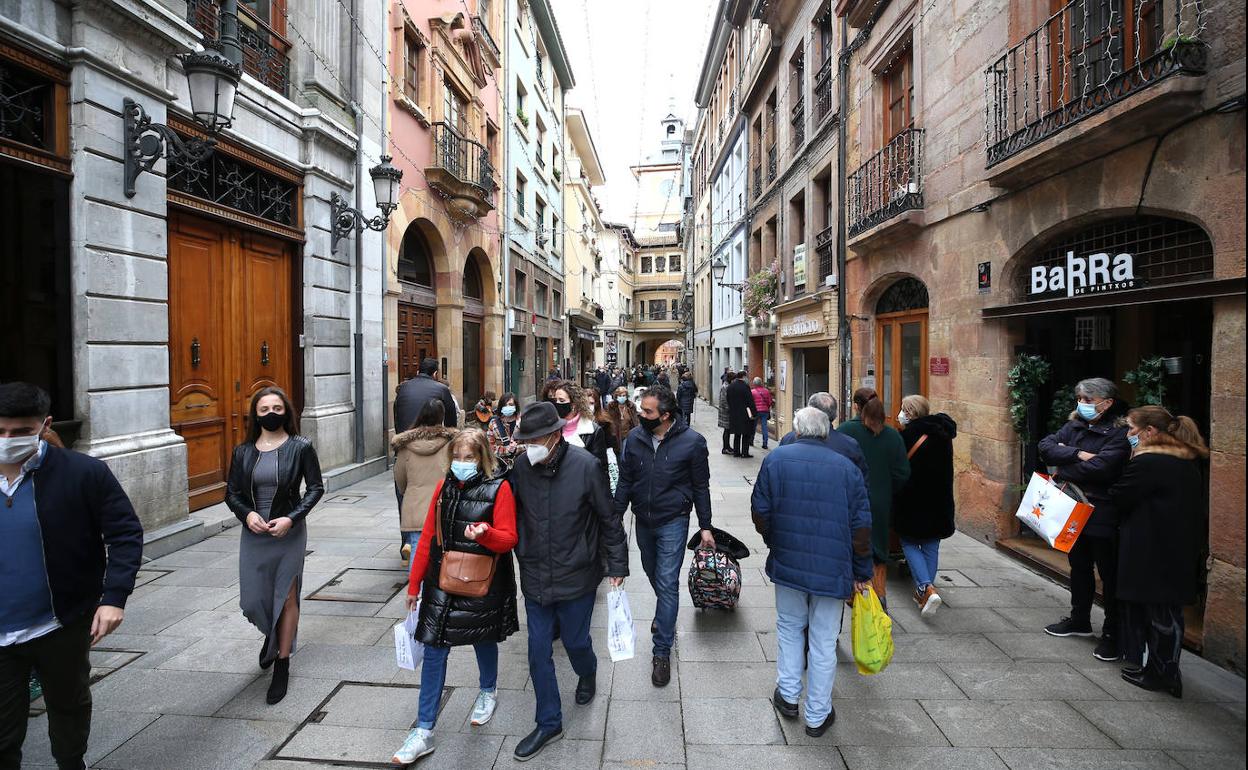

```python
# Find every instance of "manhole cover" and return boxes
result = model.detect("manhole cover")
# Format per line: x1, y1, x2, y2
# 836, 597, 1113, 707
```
325, 494, 366, 504
307, 568, 408, 603
274, 682, 441, 765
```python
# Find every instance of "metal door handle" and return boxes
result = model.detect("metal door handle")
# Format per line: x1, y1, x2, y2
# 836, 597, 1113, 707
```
260, 340, 270, 366
184, 403, 209, 410
191, 337, 201, 368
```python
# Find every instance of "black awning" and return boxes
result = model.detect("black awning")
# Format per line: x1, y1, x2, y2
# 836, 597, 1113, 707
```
981, 278, 1245, 319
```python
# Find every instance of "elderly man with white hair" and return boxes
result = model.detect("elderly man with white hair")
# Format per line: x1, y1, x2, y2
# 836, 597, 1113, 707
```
750, 407, 873, 737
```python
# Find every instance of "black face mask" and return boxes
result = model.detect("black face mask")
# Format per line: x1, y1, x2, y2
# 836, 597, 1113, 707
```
552, 401, 574, 418
639, 415, 664, 434
257, 412, 285, 432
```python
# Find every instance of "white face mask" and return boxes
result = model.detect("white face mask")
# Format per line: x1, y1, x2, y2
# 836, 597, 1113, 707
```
525, 442, 551, 464
0, 434, 41, 465
897, 411, 910, 426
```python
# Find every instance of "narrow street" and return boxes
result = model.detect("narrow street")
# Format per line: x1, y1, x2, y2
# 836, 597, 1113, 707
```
21, 403, 1246, 770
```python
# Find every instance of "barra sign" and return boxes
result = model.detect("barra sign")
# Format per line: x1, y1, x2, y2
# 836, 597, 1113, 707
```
1030, 251, 1136, 298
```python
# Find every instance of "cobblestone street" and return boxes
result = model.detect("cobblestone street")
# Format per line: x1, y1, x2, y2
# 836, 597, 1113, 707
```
21, 404, 1246, 769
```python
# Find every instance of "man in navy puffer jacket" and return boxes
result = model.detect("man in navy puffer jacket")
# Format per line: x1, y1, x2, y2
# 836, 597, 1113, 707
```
614, 386, 714, 688
751, 407, 872, 738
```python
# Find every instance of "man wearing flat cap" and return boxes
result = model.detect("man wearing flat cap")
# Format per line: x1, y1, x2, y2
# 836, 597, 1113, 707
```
506, 401, 629, 762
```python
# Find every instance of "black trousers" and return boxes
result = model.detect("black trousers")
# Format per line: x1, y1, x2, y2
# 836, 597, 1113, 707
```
0, 614, 92, 770
1121, 602, 1185, 679
732, 431, 752, 456
722, 428, 732, 452
1067, 533, 1119, 634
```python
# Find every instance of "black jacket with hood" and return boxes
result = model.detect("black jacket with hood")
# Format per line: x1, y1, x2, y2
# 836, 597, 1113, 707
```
894, 413, 958, 541
1037, 399, 1131, 536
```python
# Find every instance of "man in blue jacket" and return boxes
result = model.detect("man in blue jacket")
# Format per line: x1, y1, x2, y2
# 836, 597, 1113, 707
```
752, 407, 872, 738
614, 386, 714, 687
778, 392, 869, 483
0, 382, 143, 770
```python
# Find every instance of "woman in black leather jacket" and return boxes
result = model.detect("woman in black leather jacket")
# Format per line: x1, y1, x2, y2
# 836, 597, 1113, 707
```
225, 386, 323, 706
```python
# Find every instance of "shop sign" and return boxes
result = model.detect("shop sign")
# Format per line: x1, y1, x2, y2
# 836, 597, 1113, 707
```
793, 243, 807, 289
1030, 252, 1136, 298
978, 262, 992, 294
781, 314, 822, 338
861, 375, 876, 389
930, 357, 950, 376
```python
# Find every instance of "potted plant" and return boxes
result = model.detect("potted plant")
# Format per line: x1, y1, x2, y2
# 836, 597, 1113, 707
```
743, 260, 779, 324
516, 107, 529, 129
552, 168, 561, 182
1006, 353, 1051, 445
1124, 356, 1167, 406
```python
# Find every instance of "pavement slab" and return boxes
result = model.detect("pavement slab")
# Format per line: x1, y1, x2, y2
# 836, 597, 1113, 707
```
682, 697, 786, 745
94, 714, 294, 770
839, 746, 1006, 769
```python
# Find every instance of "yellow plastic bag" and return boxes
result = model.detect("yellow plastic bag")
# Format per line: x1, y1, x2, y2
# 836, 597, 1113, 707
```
851, 585, 894, 675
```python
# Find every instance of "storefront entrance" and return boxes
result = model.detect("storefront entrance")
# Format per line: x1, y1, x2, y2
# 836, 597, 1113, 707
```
791, 347, 830, 419
875, 277, 929, 427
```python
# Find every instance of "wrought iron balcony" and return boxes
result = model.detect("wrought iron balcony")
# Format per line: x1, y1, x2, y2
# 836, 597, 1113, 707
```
427, 121, 496, 219
186, 0, 290, 96
814, 57, 834, 123
791, 98, 806, 148
847, 128, 924, 237
473, 16, 501, 64
984, 0, 1207, 167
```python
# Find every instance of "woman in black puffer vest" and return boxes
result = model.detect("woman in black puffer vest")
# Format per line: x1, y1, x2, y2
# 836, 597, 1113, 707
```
391, 430, 518, 765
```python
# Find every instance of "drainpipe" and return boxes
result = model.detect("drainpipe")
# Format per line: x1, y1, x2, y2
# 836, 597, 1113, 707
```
350, 0, 366, 466
836, 15, 850, 424
380, 12, 391, 470
500, 0, 512, 393
219, 0, 240, 65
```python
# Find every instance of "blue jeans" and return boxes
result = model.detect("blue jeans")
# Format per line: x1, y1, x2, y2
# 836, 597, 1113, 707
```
756, 412, 771, 448
401, 530, 420, 551
417, 642, 498, 729
774, 583, 845, 729
900, 537, 941, 591
635, 516, 689, 658
525, 590, 597, 731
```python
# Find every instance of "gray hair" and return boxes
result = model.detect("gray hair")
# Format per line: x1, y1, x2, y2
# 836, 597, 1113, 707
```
1075, 378, 1117, 400
807, 391, 838, 421
752, 377, 763, 386
792, 407, 831, 440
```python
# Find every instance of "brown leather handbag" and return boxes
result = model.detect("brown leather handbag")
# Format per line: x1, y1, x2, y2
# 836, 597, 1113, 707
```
436, 497, 498, 598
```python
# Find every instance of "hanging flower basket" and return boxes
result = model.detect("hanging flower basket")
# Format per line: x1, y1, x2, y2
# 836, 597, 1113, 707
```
743, 261, 779, 322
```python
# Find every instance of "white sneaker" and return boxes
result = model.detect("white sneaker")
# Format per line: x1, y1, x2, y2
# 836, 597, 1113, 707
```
920, 587, 942, 617
470, 689, 498, 726
391, 727, 434, 765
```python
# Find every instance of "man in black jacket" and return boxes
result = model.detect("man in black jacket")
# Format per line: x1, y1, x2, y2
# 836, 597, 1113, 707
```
725, 371, 756, 457
1038, 377, 1131, 662
676, 372, 698, 420
615, 387, 714, 687
393, 358, 458, 433
0, 382, 143, 770
507, 402, 628, 762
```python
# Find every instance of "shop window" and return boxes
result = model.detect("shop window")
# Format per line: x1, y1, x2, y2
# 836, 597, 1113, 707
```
1073, 315, 1112, 351
397, 224, 434, 286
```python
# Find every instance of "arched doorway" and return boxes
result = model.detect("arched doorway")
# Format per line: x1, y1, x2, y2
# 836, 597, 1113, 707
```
462, 255, 485, 406
397, 222, 437, 384
875, 276, 929, 427
654, 339, 685, 365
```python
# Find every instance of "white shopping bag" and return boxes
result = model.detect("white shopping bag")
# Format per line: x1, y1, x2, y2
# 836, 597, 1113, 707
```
605, 588, 635, 662
393, 607, 424, 671
1014, 472, 1095, 553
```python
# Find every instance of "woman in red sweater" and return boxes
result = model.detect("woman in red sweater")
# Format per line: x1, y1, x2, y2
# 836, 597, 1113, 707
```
750, 377, 775, 450
391, 430, 519, 766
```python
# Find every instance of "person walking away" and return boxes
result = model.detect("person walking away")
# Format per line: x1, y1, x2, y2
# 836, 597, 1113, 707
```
779, 392, 869, 482
594, 367, 611, 407
1038, 377, 1131, 662
717, 380, 733, 454
394, 357, 458, 433
751, 407, 872, 737
726, 371, 757, 458
488, 393, 522, 467
614, 387, 715, 686
390, 432, 519, 764
542, 380, 610, 483
605, 387, 640, 455
893, 395, 957, 616
1111, 406, 1207, 697
657, 369, 671, 390
837, 388, 909, 607
226, 386, 324, 705
507, 402, 629, 761
676, 371, 699, 421
720, 367, 733, 385
0, 383, 143, 770
393, 401, 457, 566
750, 377, 775, 450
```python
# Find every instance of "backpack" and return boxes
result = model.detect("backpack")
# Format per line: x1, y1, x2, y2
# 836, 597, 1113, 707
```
687, 547, 742, 610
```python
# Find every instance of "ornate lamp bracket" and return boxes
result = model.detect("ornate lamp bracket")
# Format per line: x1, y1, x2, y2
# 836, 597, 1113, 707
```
123, 98, 215, 198
330, 192, 390, 254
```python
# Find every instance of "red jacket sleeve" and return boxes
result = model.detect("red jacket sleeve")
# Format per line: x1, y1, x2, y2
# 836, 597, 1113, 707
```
406, 480, 443, 597
476, 480, 518, 554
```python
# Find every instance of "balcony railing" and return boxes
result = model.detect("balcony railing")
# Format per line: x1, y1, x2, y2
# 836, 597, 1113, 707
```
432, 122, 494, 192
847, 128, 924, 237
473, 15, 501, 62
767, 144, 777, 181
984, 0, 1207, 167
186, 0, 290, 96
752, 163, 762, 198
815, 223, 836, 280
791, 98, 806, 148
814, 57, 834, 123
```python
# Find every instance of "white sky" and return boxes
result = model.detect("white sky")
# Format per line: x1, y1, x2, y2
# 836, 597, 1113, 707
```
550, 0, 719, 223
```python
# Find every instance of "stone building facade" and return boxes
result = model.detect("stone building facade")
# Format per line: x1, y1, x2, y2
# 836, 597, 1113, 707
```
1, 0, 389, 546
598, 223, 640, 370
562, 106, 607, 383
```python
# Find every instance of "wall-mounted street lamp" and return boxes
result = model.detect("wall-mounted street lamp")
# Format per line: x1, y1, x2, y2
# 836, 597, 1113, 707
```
330, 155, 404, 253
123, 50, 241, 198
712, 255, 745, 292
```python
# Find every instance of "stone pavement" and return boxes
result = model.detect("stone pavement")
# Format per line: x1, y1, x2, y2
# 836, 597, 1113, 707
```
22, 401, 1247, 769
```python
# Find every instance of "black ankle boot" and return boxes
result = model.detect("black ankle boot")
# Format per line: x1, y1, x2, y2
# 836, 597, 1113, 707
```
266, 657, 289, 704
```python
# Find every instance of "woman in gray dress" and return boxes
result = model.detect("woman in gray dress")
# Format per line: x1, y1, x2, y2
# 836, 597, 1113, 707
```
226, 386, 323, 705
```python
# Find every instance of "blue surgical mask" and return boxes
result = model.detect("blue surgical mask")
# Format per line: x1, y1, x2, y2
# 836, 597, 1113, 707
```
501, 405, 517, 417
1076, 402, 1099, 421
616, 395, 628, 404
450, 460, 479, 482
1127, 434, 1140, 449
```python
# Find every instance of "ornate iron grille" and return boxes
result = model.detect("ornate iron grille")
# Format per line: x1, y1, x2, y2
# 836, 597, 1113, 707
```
767, 144, 777, 181
0, 64, 51, 149
1014, 215, 1213, 300
814, 57, 834, 123
876, 277, 930, 314
432, 121, 495, 194
815, 224, 836, 282
752, 162, 761, 198
186, 0, 290, 96
791, 98, 806, 148
984, 0, 1206, 167
847, 127, 924, 237
168, 145, 297, 226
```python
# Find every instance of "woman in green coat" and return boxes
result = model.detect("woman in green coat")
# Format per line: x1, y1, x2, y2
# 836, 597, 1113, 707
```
838, 387, 910, 606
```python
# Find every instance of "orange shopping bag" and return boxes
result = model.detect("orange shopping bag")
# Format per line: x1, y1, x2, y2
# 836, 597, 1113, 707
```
1014, 472, 1095, 553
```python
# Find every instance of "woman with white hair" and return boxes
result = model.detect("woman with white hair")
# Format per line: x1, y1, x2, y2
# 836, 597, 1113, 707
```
1037, 377, 1131, 663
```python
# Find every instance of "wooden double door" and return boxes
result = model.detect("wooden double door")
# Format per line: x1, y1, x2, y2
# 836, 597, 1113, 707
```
169, 213, 295, 510
396, 301, 436, 384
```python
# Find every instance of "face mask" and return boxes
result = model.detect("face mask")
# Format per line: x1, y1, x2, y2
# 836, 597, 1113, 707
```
257, 412, 285, 432
525, 442, 551, 464
450, 460, 479, 482
897, 411, 910, 426
501, 405, 517, 417
0, 434, 40, 465
1128, 433, 1140, 449
616, 395, 628, 404
639, 415, 663, 434
1076, 402, 1099, 421
552, 401, 574, 418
